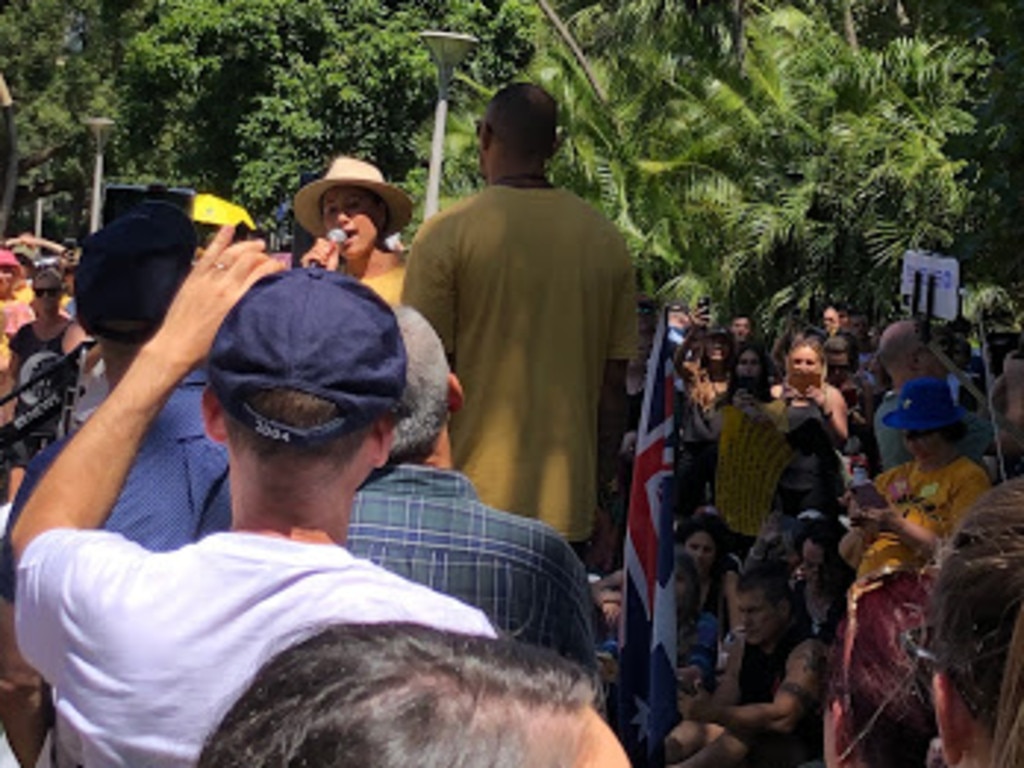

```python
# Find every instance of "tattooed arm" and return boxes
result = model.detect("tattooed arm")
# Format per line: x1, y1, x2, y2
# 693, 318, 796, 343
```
692, 639, 826, 737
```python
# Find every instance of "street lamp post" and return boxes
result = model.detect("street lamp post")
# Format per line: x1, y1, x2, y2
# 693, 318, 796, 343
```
420, 31, 477, 220
0, 72, 17, 236
84, 116, 114, 233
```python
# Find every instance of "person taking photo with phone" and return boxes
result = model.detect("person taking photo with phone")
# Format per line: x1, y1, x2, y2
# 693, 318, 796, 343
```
771, 335, 848, 519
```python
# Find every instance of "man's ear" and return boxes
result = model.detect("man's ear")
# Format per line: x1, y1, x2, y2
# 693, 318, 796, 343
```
368, 415, 396, 469
551, 128, 564, 158
202, 387, 228, 444
478, 120, 494, 151
447, 372, 464, 414
934, 671, 975, 766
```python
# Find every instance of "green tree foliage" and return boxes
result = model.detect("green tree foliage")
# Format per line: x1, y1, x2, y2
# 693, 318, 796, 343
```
0, 0, 155, 234
923, 0, 1024, 288
0, 0, 537, 233
443, 2, 983, 328
118, 0, 537, 223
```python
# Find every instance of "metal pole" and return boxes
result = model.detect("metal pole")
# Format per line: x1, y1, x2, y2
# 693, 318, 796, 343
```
84, 117, 113, 235
423, 64, 452, 220
89, 139, 104, 233
0, 72, 17, 236
34, 197, 43, 237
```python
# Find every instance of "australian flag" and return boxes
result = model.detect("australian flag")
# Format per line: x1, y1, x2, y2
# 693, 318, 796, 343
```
618, 311, 678, 766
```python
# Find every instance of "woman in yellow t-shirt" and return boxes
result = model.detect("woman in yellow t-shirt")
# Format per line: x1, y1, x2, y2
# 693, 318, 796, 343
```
840, 377, 991, 579
293, 156, 412, 306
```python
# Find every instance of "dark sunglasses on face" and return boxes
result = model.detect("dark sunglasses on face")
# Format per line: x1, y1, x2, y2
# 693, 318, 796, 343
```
35, 288, 61, 298
905, 428, 939, 441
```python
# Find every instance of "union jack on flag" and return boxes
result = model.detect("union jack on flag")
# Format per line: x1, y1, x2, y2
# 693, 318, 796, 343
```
618, 311, 678, 766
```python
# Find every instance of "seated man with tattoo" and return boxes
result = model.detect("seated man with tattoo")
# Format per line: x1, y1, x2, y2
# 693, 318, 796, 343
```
665, 563, 826, 768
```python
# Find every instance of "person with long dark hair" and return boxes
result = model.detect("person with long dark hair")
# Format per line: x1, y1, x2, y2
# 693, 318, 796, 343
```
675, 513, 741, 640
674, 328, 736, 516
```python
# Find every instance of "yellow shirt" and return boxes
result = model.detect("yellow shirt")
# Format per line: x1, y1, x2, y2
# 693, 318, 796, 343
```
362, 264, 405, 307
857, 456, 990, 578
404, 186, 636, 540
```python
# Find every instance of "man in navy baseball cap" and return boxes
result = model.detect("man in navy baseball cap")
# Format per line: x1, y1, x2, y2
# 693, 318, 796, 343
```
9, 232, 491, 767
76, 200, 196, 342
207, 269, 406, 448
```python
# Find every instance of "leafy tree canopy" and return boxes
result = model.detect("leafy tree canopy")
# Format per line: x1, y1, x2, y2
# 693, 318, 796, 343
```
0, 0, 537, 234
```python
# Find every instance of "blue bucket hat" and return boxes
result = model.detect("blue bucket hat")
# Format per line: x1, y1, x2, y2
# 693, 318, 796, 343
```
76, 201, 196, 342
882, 377, 965, 432
207, 269, 406, 446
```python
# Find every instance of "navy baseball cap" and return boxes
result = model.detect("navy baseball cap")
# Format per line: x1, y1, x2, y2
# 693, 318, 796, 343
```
207, 269, 406, 446
76, 201, 197, 342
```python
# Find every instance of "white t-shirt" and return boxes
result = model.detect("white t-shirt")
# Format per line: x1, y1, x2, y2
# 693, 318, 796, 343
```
17, 530, 495, 767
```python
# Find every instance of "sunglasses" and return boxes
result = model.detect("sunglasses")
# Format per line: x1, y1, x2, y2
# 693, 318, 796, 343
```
905, 428, 938, 441
34, 288, 62, 298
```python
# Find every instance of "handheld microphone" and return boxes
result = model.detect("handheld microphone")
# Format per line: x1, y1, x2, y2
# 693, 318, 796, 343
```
326, 228, 348, 247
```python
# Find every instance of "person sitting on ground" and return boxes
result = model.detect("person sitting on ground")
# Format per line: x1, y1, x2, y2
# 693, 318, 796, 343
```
347, 306, 595, 668
840, 377, 990, 580
675, 550, 720, 697
676, 513, 741, 641
10, 238, 493, 766
293, 155, 413, 305
929, 479, 1024, 768
197, 622, 629, 768
792, 521, 852, 644
665, 562, 827, 768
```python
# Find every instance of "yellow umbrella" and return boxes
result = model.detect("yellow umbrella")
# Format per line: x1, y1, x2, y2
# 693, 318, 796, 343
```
192, 193, 256, 230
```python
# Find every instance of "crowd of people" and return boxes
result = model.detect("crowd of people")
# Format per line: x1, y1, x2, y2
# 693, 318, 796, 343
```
621, 290, 1023, 766
0, 79, 1019, 768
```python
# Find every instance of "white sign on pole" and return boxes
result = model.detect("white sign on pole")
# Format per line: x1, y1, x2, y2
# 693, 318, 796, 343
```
900, 251, 960, 320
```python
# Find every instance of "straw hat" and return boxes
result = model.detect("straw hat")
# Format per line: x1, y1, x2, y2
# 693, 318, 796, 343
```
293, 156, 413, 238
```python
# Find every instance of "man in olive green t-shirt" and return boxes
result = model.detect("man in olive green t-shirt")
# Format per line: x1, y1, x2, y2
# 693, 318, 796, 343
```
403, 83, 636, 551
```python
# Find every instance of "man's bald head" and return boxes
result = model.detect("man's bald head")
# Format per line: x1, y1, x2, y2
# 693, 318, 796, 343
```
484, 83, 558, 163
877, 319, 944, 387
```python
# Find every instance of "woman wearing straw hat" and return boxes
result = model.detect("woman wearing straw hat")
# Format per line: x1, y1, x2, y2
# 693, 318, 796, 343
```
293, 156, 413, 306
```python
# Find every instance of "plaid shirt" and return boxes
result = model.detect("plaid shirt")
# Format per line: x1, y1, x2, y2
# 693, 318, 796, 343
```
349, 464, 595, 668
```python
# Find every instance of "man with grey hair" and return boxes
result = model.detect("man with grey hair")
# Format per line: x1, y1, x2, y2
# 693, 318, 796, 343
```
348, 307, 596, 668
874, 319, 992, 470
